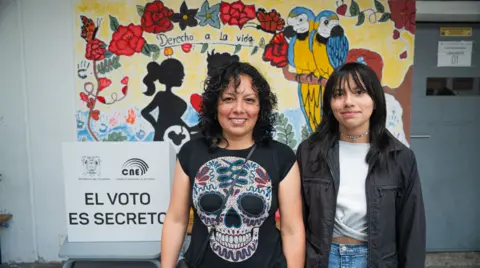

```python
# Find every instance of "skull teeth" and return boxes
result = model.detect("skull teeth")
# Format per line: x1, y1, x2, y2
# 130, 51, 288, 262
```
213, 230, 254, 249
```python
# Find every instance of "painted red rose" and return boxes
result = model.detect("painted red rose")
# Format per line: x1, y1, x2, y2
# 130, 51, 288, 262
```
345, 49, 384, 81
388, 0, 416, 34
108, 24, 146, 56
141, 1, 174, 33
262, 32, 288, 68
256, 8, 285, 33
85, 39, 106, 61
220, 1, 256, 29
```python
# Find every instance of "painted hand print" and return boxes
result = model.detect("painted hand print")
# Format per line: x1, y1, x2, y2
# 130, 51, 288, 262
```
75, 0, 415, 149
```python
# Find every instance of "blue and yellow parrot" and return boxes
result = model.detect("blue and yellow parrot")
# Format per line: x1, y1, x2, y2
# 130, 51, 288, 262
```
285, 7, 322, 132
309, 10, 349, 82
299, 10, 349, 132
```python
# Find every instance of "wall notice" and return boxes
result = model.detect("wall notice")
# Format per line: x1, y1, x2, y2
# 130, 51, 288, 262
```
438, 41, 473, 67
61, 142, 175, 242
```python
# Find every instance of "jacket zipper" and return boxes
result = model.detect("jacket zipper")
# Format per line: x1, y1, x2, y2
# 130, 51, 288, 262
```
366, 171, 372, 268
365, 159, 378, 268
322, 159, 337, 267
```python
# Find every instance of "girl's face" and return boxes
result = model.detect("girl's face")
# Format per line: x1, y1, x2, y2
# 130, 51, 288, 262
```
330, 74, 374, 135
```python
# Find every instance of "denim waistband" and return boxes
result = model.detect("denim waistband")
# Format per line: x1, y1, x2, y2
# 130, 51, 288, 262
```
330, 243, 368, 256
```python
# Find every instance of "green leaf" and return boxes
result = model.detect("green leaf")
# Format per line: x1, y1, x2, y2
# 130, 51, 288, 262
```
288, 140, 297, 148
109, 15, 120, 32
97, 62, 104, 74
153, 51, 160, 61
374, 0, 385, 13
378, 12, 391, 22
113, 56, 120, 63
301, 125, 310, 141
277, 132, 287, 139
287, 131, 295, 140
233, 44, 242, 54
201, 43, 209, 53
104, 50, 113, 58
286, 124, 293, 134
356, 12, 365, 26
136, 5, 144, 17
259, 37, 266, 48
103, 131, 128, 141
275, 126, 284, 132
251, 46, 258, 55
350, 0, 360, 16
148, 44, 159, 52
282, 116, 288, 125
141, 44, 151, 56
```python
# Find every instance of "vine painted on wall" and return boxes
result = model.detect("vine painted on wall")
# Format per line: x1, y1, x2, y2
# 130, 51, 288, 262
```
74, 0, 415, 150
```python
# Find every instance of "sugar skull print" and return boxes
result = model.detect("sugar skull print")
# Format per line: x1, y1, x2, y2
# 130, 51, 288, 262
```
192, 156, 272, 262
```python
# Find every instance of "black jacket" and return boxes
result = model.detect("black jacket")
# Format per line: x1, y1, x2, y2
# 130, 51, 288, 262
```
297, 133, 426, 268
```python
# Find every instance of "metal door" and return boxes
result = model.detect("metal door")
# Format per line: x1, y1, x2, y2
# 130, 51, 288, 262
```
411, 23, 480, 251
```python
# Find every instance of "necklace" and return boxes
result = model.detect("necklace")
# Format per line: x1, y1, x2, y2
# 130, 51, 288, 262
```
340, 130, 369, 140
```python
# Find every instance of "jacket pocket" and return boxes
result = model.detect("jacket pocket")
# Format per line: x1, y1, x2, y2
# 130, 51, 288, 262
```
377, 185, 399, 198
380, 252, 398, 268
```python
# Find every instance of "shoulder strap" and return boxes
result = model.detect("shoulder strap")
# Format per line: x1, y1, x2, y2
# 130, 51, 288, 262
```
193, 143, 257, 267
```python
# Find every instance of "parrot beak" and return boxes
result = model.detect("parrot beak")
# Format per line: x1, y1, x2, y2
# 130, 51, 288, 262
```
330, 25, 344, 38
284, 25, 295, 38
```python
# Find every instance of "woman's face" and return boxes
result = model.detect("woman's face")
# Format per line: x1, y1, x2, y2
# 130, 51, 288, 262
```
217, 74, 260, 141
330, 74, 374, 134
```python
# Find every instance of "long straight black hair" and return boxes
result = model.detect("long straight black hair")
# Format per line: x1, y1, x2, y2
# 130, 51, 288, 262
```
308, 62, 390, 172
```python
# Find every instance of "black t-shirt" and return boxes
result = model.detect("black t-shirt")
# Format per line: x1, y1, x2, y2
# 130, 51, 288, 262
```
178, 137, 296, 268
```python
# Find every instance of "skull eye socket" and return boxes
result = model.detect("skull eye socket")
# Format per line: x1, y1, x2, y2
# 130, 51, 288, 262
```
238, 194, 266, 217
199, 192, 224, 214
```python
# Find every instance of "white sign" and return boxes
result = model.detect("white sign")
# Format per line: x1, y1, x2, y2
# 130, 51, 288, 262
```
437, 41, 473, 67
62, 142, 176, 242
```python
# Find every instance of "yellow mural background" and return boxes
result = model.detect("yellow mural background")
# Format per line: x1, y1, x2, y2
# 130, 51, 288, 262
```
74, 0, 415, 146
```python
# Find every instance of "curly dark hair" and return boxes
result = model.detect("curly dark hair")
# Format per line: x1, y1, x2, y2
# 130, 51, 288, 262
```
199, 61, 278, 148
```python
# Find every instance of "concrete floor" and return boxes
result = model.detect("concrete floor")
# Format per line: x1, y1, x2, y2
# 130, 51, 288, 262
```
1, 251, 479, 268
0, 262, 467, 267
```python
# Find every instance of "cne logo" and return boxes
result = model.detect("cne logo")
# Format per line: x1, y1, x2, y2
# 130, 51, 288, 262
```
122, 158, 149, 176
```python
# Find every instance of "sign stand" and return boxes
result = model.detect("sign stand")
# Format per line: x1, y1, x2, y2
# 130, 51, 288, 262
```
58, 141, 176, 267
58, 236, 161, 268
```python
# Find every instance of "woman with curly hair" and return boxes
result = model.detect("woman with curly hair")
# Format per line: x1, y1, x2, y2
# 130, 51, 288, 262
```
161, 60, 305, 268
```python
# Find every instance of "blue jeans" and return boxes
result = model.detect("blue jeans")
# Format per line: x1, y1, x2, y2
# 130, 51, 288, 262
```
328, 243, 368, 268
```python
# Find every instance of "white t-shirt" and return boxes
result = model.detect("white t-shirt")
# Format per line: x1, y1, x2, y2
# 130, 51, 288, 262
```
332, 140, 370, 242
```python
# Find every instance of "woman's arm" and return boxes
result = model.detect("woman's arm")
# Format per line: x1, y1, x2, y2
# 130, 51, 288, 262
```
278, 161, 306, 268
161, 160, 191, 268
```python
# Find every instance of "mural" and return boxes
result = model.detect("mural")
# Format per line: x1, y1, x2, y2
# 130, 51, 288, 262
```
74, 0, 415, 150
